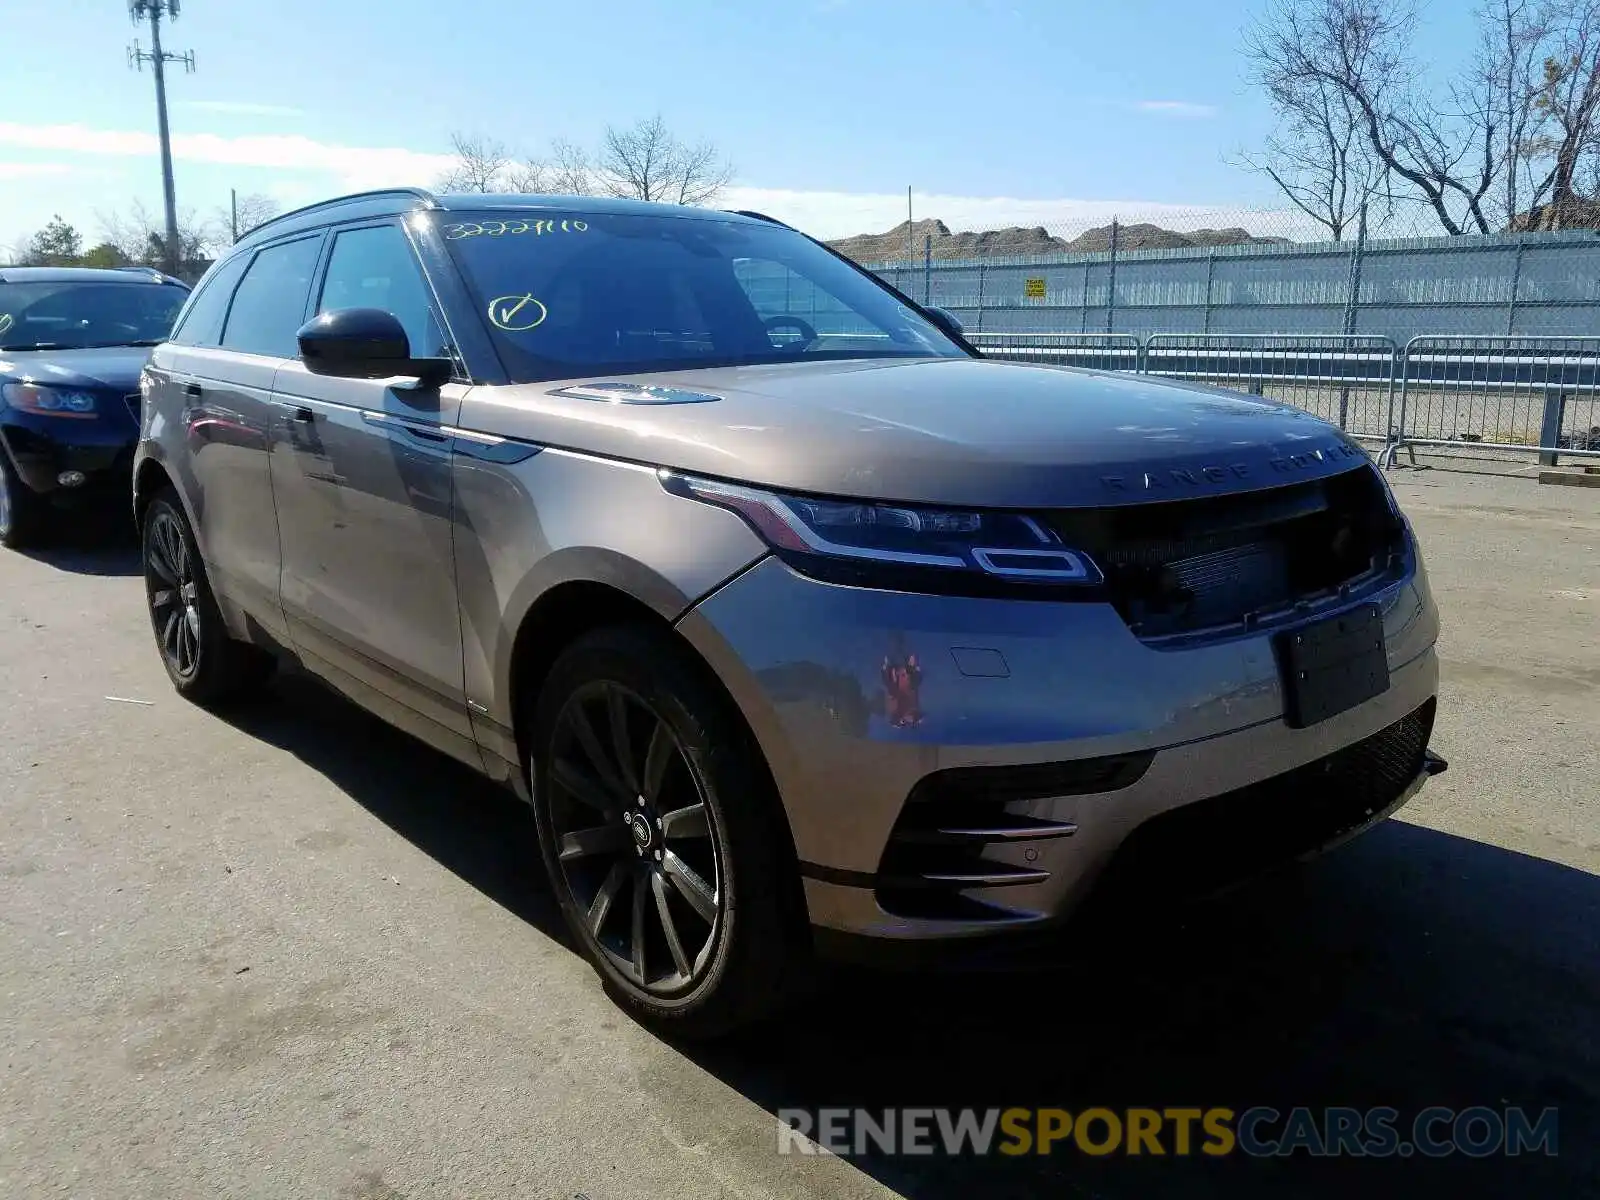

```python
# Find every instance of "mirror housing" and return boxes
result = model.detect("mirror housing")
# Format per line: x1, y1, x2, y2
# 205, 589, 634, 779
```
923, 305, 964, 338
297, 308, 451, 387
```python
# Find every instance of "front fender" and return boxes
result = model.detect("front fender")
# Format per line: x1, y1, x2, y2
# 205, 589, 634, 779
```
451, 446, 768, 733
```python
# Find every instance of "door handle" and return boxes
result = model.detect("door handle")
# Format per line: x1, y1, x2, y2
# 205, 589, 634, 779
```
290, 406, 314, 423
360, 410, 449, 445
182, 382, 203, 398
398, 423, 449, 444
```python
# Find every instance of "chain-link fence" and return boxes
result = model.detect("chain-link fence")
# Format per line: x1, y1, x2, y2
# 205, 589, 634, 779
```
1143, 335, 1399, 442
852, 203, 1600, 343
970, 331, 1600, 465
1387, 336, 1600, 465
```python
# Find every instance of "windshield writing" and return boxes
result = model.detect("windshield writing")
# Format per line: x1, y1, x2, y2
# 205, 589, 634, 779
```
438, 210, 963, 383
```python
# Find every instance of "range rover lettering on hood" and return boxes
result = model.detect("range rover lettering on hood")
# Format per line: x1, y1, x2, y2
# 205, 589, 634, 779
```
1100, 440, 1363, 494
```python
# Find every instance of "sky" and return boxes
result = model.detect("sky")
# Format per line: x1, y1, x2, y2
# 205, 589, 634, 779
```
0, 0, 1485, 253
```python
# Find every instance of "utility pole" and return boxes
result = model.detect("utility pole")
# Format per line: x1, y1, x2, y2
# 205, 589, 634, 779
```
906, 186, 914, 269
128, 0, 195, 277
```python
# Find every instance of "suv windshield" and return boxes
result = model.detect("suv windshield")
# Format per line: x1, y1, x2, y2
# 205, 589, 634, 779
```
0, 280, 188, 351
437, 210, 966, 382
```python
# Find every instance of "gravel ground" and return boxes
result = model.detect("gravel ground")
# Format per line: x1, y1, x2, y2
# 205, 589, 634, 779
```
0, 468, 1595, 1200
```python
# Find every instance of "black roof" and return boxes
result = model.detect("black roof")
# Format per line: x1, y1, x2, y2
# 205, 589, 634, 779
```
0, 265, 187, 286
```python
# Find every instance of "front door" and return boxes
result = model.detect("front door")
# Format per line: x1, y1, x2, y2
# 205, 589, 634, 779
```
267, 221, 479, 768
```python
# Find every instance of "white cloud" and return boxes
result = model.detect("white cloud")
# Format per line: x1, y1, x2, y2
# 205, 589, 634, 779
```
180, 101, 307, 118
0, 122, 454, 192
0, 120, 1293, 246
0, 161, 76, 180
1133, 100, 1219, 118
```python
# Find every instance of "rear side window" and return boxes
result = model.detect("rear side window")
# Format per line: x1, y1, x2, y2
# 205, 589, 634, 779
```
170, 254, 249, 348
220, 235, 323, 358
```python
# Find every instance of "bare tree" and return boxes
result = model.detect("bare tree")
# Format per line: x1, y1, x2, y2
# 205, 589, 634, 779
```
1245, 0, 1500, 235
1241, 21, 1389, 239
1473, 0, 1551, 227
436, 133, 514, 193
1523, 0, 1600, 227
545, 138, 595, 196
223, 192, 280, 242
98, 200, 213, 274
439, 133, 596, 196
437, 120, 730, 203
597, 115, 734, 205
1246, 0, 1600, 235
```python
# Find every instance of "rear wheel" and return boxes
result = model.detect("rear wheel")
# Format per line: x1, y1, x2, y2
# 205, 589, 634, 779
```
142, 490, 275, 705
529, 626, 808, 1039
0, 452, 49, 549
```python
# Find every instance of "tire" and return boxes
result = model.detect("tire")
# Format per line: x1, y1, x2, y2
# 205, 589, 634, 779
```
528, 625, 810, 1039
0, 451, 50, 549
141, 489, 275, 706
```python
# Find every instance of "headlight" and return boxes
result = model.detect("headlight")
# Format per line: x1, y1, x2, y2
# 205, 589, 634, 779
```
661, 471, 1102, 597
1, 382, 99, 419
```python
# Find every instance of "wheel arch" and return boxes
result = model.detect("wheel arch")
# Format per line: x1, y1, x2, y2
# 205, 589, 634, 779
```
132, 455, 174, 526
504, 570, 804, 878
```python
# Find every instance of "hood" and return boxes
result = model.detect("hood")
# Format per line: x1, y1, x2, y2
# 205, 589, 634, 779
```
461, 357, 1373, 508
0, 345, 152, 393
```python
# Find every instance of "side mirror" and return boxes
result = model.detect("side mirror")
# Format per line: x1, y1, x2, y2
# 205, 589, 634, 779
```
923, 305, 964, 338
297, 308, 451, 388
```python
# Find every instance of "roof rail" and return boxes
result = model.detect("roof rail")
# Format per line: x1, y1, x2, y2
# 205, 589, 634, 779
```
112, 265, 173, 281
241, 187, 441, 240
729, 209, 794, 229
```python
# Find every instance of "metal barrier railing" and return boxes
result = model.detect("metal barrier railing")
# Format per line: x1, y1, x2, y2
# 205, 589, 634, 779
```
965, 332, 1144, 373
1384, 336, 1600, 466
1141, 334, 1400, 442
968, 330, 1600, 466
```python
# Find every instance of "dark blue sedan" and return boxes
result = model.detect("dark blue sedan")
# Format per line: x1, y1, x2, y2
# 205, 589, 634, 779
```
0, 266, 189, 547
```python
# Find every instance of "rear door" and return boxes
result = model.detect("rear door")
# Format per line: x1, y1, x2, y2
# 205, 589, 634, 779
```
267, 220, 479, 768
154, 236, 322, 640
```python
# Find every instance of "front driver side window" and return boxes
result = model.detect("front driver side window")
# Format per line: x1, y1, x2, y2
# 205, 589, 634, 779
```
220, 235, 323, 358
317, 224, 446, 358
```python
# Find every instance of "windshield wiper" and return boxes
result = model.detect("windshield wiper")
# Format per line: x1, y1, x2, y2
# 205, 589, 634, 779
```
1, 342, 73, 350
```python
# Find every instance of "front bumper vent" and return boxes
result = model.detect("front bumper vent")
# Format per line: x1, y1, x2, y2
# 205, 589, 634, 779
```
875, 752, 1153, 920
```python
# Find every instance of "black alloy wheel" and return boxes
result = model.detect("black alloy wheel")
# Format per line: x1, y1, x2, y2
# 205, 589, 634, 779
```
529, 626, 810, 1038
140, 491, 274, 705
547, 679, 725, 994
145, 504, 204, 681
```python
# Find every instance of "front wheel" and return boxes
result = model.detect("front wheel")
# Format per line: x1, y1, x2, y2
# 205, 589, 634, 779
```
529, 626, 809, 1039
142, 490, 275, 705
0, 452, 49, 549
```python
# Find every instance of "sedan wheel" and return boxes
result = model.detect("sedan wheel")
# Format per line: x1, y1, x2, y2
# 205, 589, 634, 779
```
0, 452, 46, 549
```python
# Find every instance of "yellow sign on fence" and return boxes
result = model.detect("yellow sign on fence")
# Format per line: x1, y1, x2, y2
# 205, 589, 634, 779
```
1024, 277, 1046, 299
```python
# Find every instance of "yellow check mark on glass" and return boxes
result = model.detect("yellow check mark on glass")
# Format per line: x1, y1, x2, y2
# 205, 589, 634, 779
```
498, 295, 532, 325
488, 293, 547, 331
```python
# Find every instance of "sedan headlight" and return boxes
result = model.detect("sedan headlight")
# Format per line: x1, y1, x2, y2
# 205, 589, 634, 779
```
1, 382, 99, 419
661, 471, 1102, 598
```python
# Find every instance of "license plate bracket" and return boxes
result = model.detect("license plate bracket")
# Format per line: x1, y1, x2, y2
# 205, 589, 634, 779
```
1277, 603, 1391, 728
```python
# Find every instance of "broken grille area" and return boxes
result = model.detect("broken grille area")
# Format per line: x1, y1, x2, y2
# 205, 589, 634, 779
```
1041, 464, 1407, 640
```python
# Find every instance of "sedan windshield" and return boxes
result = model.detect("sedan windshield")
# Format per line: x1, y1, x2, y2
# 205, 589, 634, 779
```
436, 210, 967, 382
0, 280, 188, 351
